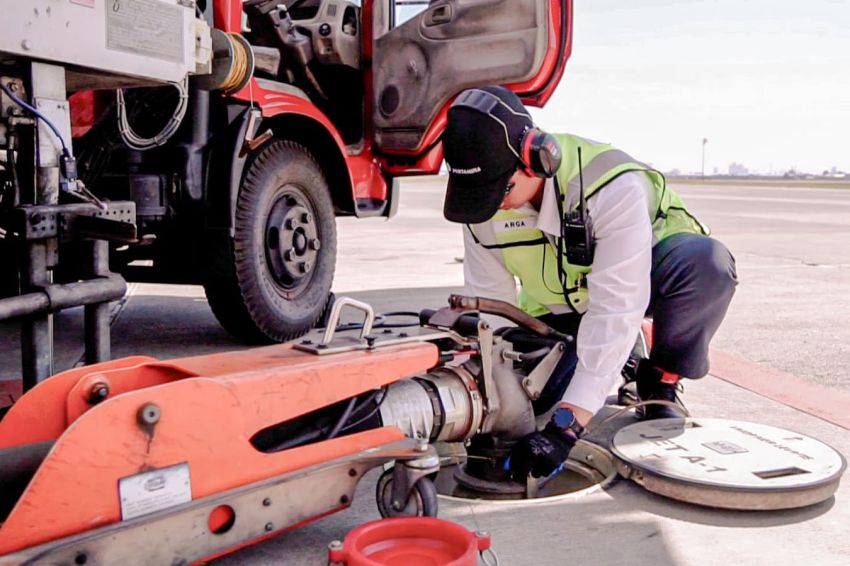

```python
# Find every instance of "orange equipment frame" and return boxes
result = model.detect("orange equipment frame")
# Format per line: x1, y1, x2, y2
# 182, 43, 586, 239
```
0, 341, 439, 564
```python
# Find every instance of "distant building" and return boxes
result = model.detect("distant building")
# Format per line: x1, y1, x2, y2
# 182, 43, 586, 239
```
729, 162, 750, 176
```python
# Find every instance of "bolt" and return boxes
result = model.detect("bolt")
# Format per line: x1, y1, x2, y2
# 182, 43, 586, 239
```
340, 494, 350, 504
88, 382, 110, 404
585, 454, 595, 463
298, 261, 310, 274
301, 339, 313, 345
365, 335, 377, 348
137, 403, 161, 427
398, 332, 408, 338
328, 540, 343, 551
348, 468, 357, 477
283, 250, 294, 262
284, 218, 295, 230
262, 497, 272, 507
382, 329, 393, 334
309, 238, 321, 251
301, 212, 312, 223
264, 522, 274, 532
523, 378, 532, 387
21, 39, 32, 51
417, 439, 429, 452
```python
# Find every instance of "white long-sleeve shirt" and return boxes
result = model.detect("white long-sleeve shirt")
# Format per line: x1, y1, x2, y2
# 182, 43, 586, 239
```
462, 172, 654, 415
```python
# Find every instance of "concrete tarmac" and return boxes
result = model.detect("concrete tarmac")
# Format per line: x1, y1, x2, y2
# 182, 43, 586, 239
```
2, 178, 849, 392
1, 178, 848, 565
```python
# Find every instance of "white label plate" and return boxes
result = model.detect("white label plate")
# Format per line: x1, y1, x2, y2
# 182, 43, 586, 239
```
119, 463, 192, 520
107, 0, 184, 63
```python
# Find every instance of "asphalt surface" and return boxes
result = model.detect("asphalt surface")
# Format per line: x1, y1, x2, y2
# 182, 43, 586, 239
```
670, 181, 850, 392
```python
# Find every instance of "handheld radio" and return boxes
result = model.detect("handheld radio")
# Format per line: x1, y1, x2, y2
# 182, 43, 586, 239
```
563, 147, 595, 266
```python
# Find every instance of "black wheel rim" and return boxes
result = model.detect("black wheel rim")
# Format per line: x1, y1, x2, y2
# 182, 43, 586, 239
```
264, 184, 321, 299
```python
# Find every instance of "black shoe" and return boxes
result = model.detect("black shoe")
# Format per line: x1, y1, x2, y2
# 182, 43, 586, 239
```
635, 363, 686, 420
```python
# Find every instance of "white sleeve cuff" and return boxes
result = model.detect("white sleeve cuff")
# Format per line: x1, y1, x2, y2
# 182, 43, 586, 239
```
560, 368, 623, 415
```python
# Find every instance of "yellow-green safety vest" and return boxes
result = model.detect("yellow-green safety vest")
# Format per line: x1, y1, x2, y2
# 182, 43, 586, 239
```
468, 133, 708, 317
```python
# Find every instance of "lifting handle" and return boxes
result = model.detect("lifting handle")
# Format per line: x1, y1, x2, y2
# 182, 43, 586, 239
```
321, 297, 375, 346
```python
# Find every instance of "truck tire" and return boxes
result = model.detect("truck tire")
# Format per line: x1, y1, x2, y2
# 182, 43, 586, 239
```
204, 140, 337, 343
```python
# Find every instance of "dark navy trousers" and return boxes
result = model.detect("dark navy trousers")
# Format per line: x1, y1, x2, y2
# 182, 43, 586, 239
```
533, 233, 738, 413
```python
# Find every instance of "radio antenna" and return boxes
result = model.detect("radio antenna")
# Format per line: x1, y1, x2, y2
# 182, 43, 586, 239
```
577, 146, 587, 220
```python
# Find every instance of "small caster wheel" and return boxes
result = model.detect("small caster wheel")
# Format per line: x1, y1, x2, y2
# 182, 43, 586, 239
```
375, 468, 438, 518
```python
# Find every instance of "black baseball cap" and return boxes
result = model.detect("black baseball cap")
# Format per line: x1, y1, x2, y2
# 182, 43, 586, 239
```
442, 85, 534, 224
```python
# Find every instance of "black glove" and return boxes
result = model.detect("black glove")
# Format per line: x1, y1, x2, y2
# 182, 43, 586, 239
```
509, 418, 577, 480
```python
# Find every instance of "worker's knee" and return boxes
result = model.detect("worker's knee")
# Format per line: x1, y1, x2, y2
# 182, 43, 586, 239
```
683, 236, 738, 300
655, 234, 737, 304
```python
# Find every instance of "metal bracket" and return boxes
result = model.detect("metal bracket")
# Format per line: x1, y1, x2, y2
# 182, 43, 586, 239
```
292, 296, 455, 355
390, 442, 440, 510
0, 438, 434, 564
521, 342, 566, 401
0, 77, 27, 118
239, 109, 270, 156
12, 201, 136, 242
477, 320, 500, 432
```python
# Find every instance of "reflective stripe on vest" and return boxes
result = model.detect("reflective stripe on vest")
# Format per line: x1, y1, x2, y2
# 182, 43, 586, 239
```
468, 134, 708, 317
565, 149, 647, 210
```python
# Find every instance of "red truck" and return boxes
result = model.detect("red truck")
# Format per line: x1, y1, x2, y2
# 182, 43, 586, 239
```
3, 0, 572, 349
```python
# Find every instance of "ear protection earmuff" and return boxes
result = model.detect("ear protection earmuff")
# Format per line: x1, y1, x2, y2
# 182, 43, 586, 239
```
451, 88, 562, 178
520, 127, 562, 178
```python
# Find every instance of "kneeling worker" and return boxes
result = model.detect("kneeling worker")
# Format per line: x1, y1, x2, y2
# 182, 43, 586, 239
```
441, 86, 737, 480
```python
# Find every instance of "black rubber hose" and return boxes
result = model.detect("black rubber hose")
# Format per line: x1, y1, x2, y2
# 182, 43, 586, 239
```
516, 346, 552, 363
327, 396, 358, 440
263, 389, 384, 452
340, 388, 388, 433
266, 422, 327, 453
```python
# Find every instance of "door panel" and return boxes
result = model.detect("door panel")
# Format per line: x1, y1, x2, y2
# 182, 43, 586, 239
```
373, 0, 569, 154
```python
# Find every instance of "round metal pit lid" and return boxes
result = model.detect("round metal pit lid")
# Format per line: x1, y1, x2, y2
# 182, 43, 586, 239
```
610, 418, 846, 510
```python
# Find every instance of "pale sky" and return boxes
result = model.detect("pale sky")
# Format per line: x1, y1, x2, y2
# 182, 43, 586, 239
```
530, 0, 850, 174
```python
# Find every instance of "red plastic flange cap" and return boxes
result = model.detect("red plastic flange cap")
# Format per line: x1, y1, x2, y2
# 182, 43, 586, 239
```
328, 517, 491, 566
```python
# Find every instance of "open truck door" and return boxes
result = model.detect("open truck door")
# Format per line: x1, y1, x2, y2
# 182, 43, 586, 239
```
372, 0, 572, 159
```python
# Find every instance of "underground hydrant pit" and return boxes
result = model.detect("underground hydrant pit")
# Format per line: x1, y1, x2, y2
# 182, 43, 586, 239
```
434, 440, 618, 503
